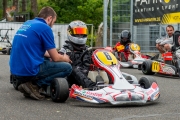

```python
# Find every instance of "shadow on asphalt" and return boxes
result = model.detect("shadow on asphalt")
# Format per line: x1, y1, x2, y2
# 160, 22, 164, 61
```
69, 99, 160, 108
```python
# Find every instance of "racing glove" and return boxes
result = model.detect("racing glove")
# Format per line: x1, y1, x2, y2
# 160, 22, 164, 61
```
58, 48, 66, 55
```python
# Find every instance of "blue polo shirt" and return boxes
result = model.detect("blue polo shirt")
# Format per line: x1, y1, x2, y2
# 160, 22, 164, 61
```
9, 17, 55, 76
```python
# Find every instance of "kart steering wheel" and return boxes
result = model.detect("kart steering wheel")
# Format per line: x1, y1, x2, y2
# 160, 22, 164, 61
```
80, 47, 104, 67
80, 48, 93, 67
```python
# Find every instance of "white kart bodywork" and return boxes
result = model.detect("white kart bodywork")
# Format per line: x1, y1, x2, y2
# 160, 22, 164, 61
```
70, 47, 160, 105
120, 57, 145, 68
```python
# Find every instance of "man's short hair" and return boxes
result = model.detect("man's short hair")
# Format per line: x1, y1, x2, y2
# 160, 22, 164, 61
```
166, 25, 174, 30
37, 6, 57, 19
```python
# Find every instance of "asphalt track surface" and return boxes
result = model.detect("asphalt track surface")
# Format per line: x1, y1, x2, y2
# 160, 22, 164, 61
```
0, 53, 180, 120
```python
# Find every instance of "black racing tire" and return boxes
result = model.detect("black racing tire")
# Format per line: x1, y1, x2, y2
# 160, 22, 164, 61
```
2, 51, 7, 54
138, 76, 157, 89
12, 76, 21, 90
50, 78, 69, 103
7, 47, 11, 55
10, 74, 13, 84
141, 60, 155, 75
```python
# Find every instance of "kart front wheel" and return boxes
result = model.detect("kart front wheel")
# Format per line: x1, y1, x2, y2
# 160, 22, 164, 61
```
138, 77, 157, 89
141, 60, 155, 75
50, 78, 69, 103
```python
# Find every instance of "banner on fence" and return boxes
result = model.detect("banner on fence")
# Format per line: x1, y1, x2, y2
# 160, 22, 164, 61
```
133, 0, 180, 25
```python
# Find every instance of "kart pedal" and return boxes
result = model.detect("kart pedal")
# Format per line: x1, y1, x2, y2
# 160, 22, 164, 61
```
96, 75, 105, 85
96, 81, 105, 85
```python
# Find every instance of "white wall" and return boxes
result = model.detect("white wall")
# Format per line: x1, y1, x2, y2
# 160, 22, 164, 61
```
0, 22, 68, 49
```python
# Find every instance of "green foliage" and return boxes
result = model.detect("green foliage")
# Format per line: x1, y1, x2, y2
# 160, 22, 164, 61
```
39, 0, 103, 29
86, 33, 96, 47
37, 0, 101, 46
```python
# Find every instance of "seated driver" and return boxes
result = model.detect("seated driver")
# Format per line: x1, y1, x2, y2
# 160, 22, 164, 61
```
113, 30, 132, 62
59, 20, 97, 89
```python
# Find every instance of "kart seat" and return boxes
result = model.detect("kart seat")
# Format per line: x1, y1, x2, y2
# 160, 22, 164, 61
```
172, 31, 180, 51
88, 71, 109, 84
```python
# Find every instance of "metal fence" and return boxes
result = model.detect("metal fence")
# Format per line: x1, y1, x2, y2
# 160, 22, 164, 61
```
111, 0, 130, 46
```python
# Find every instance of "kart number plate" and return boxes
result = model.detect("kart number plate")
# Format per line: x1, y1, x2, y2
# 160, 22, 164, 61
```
152, 61, 160, 72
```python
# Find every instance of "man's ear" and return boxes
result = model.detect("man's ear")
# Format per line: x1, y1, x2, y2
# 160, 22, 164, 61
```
46, 16, 52, 23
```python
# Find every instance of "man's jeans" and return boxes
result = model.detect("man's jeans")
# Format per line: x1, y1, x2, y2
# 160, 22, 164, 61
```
36, 59, 72, 86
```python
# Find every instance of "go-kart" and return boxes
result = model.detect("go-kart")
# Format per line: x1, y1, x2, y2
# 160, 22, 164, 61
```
114, 43, 153, 68
10, 75, 69, 103
70, 47, 160, 105
139, 31, 180, 77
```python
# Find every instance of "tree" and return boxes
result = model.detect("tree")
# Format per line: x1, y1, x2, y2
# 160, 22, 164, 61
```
13, 0, 19, 12
2, 0, 7, 18
31, 0, 38, 17
22, 0, 27, 12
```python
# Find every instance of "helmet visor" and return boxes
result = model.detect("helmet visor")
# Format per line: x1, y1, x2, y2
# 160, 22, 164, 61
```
72, 27, 87, 35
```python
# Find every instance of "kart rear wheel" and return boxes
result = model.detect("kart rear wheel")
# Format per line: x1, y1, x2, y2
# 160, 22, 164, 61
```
2, 51, 7, 54
50, 78, 69, 103
11, 75, 21, 90
7, 47, 11, 55
141, 60, 155, 75
138, 77, 157, 89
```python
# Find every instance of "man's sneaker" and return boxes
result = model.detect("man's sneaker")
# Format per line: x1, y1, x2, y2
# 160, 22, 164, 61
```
18, 84, 30, 97
21, 82, 45, 100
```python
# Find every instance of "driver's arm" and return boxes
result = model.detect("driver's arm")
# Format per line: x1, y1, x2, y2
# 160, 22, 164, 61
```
47, 48, 72, 63
113, 42, 120, 51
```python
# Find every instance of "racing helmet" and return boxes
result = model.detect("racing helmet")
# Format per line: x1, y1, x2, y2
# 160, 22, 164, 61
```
67, 20, 88, 45
119, 30, 131, 42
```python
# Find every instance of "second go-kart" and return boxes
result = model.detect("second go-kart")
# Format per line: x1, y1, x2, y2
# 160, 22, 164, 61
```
70, 47, 160, 105
114, 43, 154, 68
139, 31, 180, 77
10, 75, 69, 103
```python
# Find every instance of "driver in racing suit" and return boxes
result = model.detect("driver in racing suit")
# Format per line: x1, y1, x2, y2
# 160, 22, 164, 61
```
113, 30, 132, 62
59, 20, 96, 89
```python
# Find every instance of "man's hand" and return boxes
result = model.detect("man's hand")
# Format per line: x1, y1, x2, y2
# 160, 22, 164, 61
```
159, 38, 173, 45
156, 38, 163, 44
62, 53, 72, 63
